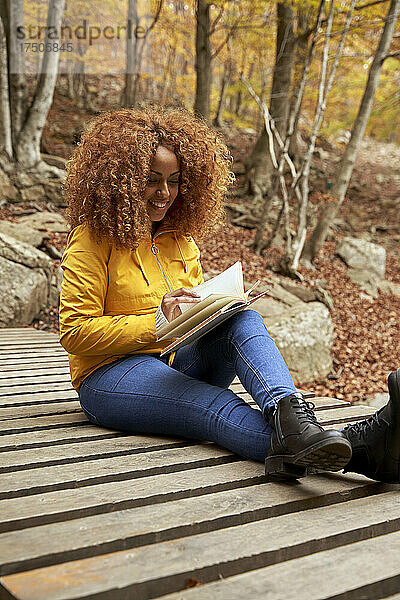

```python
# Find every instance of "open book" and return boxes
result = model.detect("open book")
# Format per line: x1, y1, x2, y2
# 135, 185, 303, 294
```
156, 261, 269, 356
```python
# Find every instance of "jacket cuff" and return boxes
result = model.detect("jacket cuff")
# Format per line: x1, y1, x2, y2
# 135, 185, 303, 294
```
155, 303, 169, 333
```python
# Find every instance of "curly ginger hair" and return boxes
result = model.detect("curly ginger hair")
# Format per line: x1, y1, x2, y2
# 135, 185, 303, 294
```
64, 103, 236, 250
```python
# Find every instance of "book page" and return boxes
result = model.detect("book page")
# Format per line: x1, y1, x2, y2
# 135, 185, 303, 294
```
160, 289, 270, 356
156, 293, 228, 337
179, 261, 244, 316
157, 296, 246, 341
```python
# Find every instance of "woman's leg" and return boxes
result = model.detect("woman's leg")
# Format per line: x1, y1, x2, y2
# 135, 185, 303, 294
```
79, 309, 351, 477
171, 309, 352, 477
171, 309, 297, 417
79, 352, 273, 463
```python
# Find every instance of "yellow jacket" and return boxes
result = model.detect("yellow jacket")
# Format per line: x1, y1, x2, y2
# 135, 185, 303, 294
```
59, 223, 204, 391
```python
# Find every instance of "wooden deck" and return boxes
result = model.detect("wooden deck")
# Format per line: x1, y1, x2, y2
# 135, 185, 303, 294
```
0, 328, 399, 600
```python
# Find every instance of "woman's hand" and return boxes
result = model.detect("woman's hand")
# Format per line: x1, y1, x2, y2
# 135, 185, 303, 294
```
161, 287, 201, 322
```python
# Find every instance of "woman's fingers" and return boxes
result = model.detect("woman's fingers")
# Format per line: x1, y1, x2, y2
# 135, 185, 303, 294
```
165, 288, 201, 298
161, 289, 201, 323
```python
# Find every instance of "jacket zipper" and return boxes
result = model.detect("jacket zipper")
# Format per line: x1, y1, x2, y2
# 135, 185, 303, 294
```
150, 230, 175, 292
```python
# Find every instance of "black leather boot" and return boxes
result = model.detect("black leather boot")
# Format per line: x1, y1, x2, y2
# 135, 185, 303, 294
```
342, 368, 400, 483
265, 393, 352, 481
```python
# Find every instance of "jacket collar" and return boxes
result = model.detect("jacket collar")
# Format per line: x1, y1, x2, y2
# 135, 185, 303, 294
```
151, 220, 178, 240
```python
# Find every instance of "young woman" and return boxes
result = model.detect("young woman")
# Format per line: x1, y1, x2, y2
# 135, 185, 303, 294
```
59, 104, 400, 483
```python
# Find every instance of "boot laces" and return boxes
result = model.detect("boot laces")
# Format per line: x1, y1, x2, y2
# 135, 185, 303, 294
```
293, 398, 319, 426
343, 409, 388, 440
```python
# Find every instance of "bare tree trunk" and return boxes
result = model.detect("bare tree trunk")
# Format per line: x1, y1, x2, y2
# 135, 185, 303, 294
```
122, 0, 139, 108
122, 0, 162, 108
194, 0, 211, 121
73, 42, 87, 108
160, 44, 177, 105
213, 57, 230, 127
234, 85, 242, 116
6, 0, 29, 153
242, 1, 325, 256
15, 0, 66, 174
255, 66, 269, 132
288, 8, 312, 162
66, 60, 75, 99
303, 0, 400, 263
0, 13, 12, 157
283, 0, 335, 273
245, 2, 295, 199
269, 3, 295, 139
282, 0, 356, 272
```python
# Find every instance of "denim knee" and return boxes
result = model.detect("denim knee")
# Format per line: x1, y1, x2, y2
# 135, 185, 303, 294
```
226, 308, 267, 335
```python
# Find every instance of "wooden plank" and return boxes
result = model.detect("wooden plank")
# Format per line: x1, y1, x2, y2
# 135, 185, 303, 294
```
0, 413, 88, 434
2, 491, 400, 599
307, 396, 349, 409
229, 382, 314, 399
0, 435, 202, 473
0, 467, 383, 536
0, 374, 72, 387
0, 481, 394, 577
0, 391, 78, 407
0, 425, 125, 451
0, 359, 69, 370
0, 338, 56, 343
317, 405, 375, 425
0, 444, 237, 499
0, 344, 62, 353
0, 327, 56, 330
0, 401, 81, 420
0, 367, 70, 380
0, 409, 366, 472
216, 399, 374, 426
158, 530, 400, 600
0, 333, 57, 340
0, 336, 59, 344
0, 461, 263, 532
0, 350, 66, 359
0, 383, 74, 398
0, 328, 50, 332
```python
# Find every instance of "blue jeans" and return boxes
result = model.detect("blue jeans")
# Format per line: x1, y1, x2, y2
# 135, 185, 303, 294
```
79, 309, 298, 462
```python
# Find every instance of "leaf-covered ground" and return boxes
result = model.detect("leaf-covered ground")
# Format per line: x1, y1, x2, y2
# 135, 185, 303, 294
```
198, 222, 400, 403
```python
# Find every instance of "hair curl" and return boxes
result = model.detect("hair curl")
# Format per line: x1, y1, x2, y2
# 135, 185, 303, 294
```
63, 103, 236, 250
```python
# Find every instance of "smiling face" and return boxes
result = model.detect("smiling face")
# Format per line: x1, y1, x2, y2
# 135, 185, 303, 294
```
144, 145, 180, 232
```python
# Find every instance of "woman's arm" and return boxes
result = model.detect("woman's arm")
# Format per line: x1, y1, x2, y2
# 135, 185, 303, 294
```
59, 231, 157, 356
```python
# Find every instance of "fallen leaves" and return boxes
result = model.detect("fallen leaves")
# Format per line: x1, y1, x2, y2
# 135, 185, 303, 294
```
199, 226, 400, 404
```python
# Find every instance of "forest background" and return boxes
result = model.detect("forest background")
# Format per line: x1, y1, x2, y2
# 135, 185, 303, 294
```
0, 0, 399, 403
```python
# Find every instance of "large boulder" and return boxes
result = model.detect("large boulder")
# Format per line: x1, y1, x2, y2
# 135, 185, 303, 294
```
240, 277, 334, 384
347, 268, 379, 298
0, 232, 53, 269
0, 158, 65, 206
0, 219, 48, 248
336, 237, 386, 279
251, 293, 333, 384
17, 211, 69, 233
0, 168, 19, 202
378, 280, 400, 297
0, 232, 53, 327
19, 211, 69, 233
0, 257, 49, 327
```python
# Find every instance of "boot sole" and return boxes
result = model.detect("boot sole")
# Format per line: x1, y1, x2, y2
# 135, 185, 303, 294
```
265, 438, 352, 482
